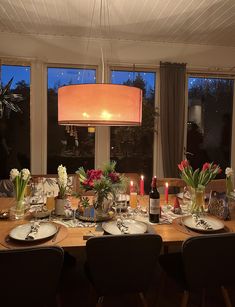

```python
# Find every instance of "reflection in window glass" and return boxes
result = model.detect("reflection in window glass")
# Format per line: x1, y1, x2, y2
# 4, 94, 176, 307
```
111, 70, 156, 188
0, 65, 30, 179
47, 68, 96, 173
187, 77, 234, 175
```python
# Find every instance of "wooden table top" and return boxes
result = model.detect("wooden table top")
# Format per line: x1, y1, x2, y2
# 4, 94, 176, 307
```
0, 196, 235, 250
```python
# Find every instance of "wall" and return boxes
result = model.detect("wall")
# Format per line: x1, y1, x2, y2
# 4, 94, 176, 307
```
0, 32, 235, 69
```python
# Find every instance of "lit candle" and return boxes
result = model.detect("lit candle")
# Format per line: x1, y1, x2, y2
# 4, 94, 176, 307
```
130, 180, 134, 193
165, 182, 169, 203
140, 175, 144, 196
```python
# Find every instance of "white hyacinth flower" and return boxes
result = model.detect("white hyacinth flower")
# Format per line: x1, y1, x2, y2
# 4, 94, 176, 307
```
225, 167, 234, 178
21, 168, 30, 181
58, 164, 68, 188
10, 168, 19, 181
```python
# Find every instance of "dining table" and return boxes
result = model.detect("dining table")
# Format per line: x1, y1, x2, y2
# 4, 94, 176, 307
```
0, 195, 235, 251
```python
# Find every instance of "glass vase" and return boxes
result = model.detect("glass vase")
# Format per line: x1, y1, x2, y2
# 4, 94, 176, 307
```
189, 186, 205, 216
93, 193, 114, 222
9, 199, 25, 220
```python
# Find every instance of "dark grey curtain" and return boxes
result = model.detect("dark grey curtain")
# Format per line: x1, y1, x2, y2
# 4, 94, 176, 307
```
160, 61, 186, 177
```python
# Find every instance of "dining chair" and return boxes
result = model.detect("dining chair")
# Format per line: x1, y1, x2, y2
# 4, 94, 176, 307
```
157, 178, 185, 190
31, 174, 79, 195
205, 179, 226, 193
159, 233, 235, 307
85, 233, 162, 307
0, 246, 64, 307
0, 179, 14, 197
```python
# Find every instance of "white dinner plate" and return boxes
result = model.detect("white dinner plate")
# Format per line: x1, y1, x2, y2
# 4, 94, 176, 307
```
181, 215, 224, 232
9, 222, 58, 241
102, 219, 147, 235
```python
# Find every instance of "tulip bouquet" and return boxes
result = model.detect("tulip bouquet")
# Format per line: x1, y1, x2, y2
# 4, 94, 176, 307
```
178, 160, 222, 188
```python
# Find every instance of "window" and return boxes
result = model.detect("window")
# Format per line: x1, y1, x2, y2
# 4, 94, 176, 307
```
110, 70, 156, 187
187, 77, 234, 174
0, 64, 30, 179
47, 67, 96, 173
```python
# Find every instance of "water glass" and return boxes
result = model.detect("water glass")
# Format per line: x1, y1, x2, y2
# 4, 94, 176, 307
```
46, 191, 55, 212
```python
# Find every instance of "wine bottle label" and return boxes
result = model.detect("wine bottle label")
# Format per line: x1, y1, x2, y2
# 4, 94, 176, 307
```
149, 198, 160, 214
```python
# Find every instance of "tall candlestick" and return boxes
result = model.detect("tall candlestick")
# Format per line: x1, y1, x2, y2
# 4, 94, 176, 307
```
130, 180, 134, 193
140, 175, 144, 196
165, 182, 169, 203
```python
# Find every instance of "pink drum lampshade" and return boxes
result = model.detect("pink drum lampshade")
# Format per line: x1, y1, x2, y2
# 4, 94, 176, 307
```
58, 84, 142, 126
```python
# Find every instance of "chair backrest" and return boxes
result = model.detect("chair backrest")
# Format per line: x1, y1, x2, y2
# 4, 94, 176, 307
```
0, 246, 64, 307
182, 233, 235, 289
86, 233, 162, 296
31, 174, 79, 195
205, 179, 226, 193
122, 173, 140, 193
156, 178, 185, 194
0, 179, 14, 197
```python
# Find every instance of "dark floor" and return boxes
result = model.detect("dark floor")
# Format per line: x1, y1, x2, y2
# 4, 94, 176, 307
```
59, 248, 235, 307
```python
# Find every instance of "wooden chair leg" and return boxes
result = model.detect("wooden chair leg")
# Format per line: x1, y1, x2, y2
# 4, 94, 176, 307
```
139, 292, 148, 307
181, 290, 189, 307
96, 296, 104, 307
201, 288, 206, 307
221, 286, 233, 307
163, 245, 169, 254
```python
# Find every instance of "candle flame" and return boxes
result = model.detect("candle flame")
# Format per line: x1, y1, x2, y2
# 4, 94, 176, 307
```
141, 175, 144, 180
165, 182, 168, 188
130, 180, 134, 186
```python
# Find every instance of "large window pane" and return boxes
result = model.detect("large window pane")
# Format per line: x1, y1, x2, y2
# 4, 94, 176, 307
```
110, 70, 156, 187
187, 77, 234, 175
47, 67, 96, 173
0, 65, 30, 179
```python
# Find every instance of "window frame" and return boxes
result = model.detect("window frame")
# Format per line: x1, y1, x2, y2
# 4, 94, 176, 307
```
46, 63, 98, 173
108, 65, 159, 177
185, 71, 235, 171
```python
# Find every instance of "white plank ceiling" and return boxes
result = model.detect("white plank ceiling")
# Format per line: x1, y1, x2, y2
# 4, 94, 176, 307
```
0, 0, 234, 47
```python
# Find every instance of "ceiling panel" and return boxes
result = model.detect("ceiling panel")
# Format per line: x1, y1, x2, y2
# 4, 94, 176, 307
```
0, 0, 234, 47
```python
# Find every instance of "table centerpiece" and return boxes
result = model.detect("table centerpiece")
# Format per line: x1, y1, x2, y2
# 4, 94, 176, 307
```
9, 168, 31, 219
178, 159, 222, 215
76, 161, 127, 221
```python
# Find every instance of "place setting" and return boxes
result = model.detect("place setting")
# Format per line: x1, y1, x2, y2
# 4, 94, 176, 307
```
0, 220, 68, 249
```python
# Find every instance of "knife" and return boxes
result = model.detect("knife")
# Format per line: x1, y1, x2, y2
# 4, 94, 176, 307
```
52, 225, 61, 242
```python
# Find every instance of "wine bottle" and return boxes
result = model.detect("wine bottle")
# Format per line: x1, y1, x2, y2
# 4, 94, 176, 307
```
149, 176, 160, 223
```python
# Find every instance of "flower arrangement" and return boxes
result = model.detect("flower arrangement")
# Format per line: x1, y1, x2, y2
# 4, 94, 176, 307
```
178, 159, 222, 188
76, 161, 127, 209
225, 167, 234, 196
10, 168, 31, 201
57, 164, 69, 199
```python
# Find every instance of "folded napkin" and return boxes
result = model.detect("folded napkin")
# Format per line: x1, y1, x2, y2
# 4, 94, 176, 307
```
25, 221, 41, 240
116, 218, 129, 234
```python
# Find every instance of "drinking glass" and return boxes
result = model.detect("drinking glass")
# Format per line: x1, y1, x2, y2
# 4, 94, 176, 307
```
46, 191, 55, 212
115, 190, 128, 218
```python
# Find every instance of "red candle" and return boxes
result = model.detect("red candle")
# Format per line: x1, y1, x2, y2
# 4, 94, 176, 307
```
165, 182, 169, 203
140, 175, 144, 196
130, 181, 134, 193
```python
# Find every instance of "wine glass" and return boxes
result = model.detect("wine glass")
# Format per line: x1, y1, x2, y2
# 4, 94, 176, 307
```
31, 177, 45, 219
114, 187, 128, 220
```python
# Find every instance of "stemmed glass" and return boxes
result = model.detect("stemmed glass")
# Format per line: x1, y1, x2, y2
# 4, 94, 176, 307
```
114, 187, 128, 220
31, 177, 45, 219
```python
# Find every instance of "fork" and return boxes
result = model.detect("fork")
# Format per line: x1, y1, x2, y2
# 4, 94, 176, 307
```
179, 220, 191, 234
